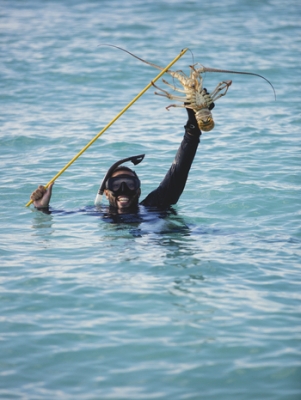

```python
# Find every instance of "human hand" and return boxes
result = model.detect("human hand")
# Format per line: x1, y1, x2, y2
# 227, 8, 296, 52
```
30, 182, 54, 208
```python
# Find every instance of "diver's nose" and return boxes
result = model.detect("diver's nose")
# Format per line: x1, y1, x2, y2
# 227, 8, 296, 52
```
120, 182, 127, 193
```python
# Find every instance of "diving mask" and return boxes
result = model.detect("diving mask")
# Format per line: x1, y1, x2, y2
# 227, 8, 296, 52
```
105, 174, 140, 196
94, 154, 145, 205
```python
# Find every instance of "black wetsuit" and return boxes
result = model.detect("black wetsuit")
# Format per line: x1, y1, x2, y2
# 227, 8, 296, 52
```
140, 109, 201, 209
140, 132, 200, 209
35, 110, 201, 220
94, 109, 202, 226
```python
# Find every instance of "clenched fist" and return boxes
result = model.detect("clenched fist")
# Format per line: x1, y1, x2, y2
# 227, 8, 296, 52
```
30, 182, 54, 208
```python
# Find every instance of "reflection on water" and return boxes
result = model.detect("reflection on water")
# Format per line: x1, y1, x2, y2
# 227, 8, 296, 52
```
30, 209, 54, 237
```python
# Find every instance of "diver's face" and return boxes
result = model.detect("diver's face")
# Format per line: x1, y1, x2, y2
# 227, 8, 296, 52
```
104, 170, 141, 210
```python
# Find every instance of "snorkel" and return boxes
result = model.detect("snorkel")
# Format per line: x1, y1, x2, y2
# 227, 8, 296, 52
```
94, 154, 145, 206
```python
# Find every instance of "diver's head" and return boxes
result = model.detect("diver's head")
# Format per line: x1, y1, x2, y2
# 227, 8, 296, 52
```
104, 166, 141, 210
95, 154, 144, 209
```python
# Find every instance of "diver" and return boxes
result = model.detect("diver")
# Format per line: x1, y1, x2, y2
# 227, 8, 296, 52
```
30, 97, 214, 214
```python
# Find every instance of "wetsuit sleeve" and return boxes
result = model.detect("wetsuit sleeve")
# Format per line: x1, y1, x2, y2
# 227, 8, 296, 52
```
141, 109, 201, 209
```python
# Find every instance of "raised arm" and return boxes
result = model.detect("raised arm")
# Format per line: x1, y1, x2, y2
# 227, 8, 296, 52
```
140, 108, 202, 209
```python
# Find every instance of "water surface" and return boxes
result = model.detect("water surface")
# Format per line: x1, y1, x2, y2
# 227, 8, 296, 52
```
1, 0, 301, 398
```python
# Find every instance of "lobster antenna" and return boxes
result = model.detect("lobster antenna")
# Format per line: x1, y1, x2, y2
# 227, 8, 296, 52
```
99, 44, 276, 100
98, 44, 170, 73
202, 66, 276, 100
187, 48, 195, 65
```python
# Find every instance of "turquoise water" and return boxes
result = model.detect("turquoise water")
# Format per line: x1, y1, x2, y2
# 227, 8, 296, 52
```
1, 0, 301, 398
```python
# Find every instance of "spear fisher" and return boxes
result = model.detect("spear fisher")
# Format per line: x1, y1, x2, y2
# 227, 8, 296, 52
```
25, 48, 188, 207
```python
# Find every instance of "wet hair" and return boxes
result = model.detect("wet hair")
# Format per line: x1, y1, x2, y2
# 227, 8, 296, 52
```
110, 166, 138, 178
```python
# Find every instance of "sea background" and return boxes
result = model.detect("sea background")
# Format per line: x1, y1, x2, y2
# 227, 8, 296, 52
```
1, 0, 300, 398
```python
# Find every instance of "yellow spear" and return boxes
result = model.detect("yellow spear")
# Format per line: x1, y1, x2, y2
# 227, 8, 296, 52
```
25, 48, 188, 207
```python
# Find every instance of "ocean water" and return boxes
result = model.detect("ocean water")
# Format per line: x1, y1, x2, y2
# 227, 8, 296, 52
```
1, 0, 301, 398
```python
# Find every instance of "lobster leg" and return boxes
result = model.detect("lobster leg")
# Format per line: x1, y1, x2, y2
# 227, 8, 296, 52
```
209, 81, 232, 102
161, 79, 187, 94
155, 93, 187, 102
152, 81, 186, 102
166, 104, 187, 110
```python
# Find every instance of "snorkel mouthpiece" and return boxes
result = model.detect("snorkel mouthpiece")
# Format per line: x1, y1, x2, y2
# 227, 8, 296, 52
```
94, 193, 103, 205
94, 154, 145, 206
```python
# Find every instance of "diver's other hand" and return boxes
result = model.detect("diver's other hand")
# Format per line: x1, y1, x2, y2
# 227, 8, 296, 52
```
30, 182, 54, 208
